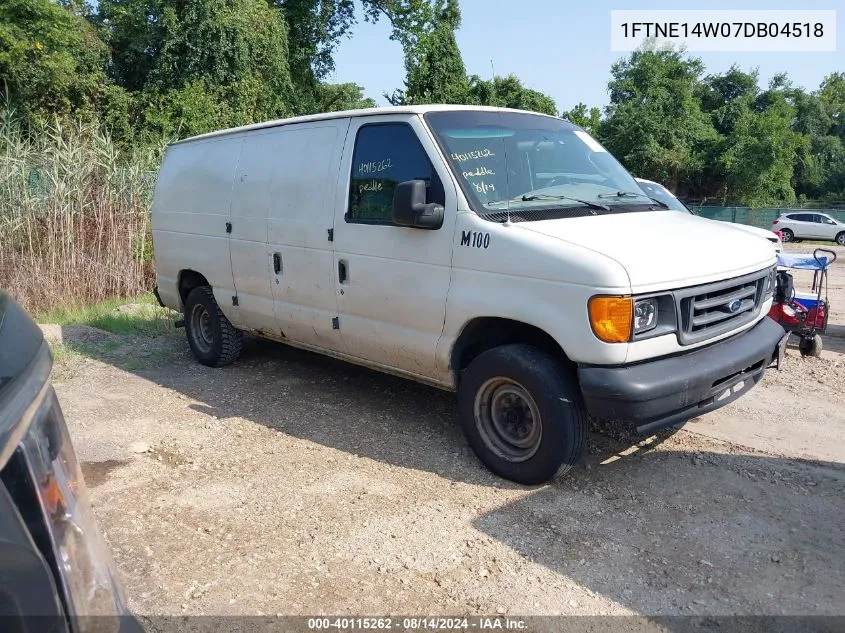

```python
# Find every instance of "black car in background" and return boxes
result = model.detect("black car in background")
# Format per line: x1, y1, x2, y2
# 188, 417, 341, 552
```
0, 291, 142, 633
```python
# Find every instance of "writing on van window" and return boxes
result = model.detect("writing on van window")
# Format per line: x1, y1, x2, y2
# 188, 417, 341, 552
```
462, 166, 495, 178
348, 125, 441, 224
451, 149, 495, 162
460, 230, 490, 249
358, 179, 383, 193
472, 181, 496, 195
358, 158, 392, 174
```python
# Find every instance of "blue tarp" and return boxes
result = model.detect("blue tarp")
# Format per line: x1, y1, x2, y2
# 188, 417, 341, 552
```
776, 253, 830, 270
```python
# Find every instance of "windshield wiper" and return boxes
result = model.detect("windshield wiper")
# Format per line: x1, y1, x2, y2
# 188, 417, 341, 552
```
486, 194, 609, 212
597, 190, 670, 209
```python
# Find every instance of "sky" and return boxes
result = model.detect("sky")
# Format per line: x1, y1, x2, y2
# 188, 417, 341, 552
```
329, 0, 843, 113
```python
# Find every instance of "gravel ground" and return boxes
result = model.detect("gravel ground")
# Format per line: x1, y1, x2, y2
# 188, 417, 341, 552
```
44, 244, 845, 618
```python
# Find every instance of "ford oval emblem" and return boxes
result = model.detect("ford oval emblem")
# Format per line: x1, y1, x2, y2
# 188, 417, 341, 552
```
728, 299, 742, 313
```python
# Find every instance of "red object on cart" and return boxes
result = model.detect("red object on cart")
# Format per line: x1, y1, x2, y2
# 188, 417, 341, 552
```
805, 303, 827, 329
768, 301, 806, 327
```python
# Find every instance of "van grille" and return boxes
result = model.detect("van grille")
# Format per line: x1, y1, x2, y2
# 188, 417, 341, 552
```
675, 270, 770, 345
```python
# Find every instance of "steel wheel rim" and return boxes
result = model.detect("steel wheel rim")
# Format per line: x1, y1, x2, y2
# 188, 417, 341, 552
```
190, 304, 214, 354
474, 377, 542, 462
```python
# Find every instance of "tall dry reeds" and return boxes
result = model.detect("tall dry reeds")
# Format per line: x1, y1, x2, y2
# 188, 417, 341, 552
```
0, 116, 164, 315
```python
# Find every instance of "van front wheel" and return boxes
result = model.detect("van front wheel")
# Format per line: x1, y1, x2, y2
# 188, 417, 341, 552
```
458, 344, 587, 485
184, 286, 242, 367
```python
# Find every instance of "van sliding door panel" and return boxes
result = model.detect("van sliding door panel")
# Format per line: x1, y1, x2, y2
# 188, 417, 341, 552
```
230, 132, 274, 331
266, 120, 350, 348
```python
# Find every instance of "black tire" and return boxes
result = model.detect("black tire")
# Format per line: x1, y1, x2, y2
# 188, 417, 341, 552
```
184, 286, 242, 367
799, 334, 823, 358
780, 228, 794, 243
836, 232, 845, 246
457, 344, 587, 485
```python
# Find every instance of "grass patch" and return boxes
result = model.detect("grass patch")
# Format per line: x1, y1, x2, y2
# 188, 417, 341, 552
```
788, 240, 842, 247
37, 293, 179, 337
49, 332, 183, 377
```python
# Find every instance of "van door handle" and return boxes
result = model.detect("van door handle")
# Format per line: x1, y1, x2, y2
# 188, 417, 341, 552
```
338, 259, 348, 284
273, 253, 282, 274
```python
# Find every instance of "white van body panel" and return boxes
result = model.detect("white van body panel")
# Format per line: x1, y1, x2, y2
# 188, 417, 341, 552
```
264, 120, 349, 348
331, 114, 458, 379
440, 211, 632, 371
152, 136, 243, 313
153, 105, 778, 393
518, 211, 775, 292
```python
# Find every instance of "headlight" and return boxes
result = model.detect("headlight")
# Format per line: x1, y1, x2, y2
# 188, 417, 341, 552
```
589, 294, 676, 342
19, 352, 130, 632
633, 298, 658, 334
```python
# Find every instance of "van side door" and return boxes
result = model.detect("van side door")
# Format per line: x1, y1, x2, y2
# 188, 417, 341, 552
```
332, 115, 457, 380
229, 132, 275, 332
267, 120, 350, 349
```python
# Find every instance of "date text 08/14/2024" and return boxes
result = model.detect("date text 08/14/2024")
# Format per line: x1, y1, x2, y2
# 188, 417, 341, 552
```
307, 617, 528, 630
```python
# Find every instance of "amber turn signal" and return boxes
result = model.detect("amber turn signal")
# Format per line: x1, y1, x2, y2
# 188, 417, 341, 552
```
588, 296, 633, 343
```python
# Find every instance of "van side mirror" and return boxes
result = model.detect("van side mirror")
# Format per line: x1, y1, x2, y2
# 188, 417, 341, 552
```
392, 180, 444, 230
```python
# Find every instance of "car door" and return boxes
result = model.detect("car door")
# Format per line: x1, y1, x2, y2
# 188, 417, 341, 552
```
331, 115, 457, 380
789, 213, 814, 238
816, 214, 839, 240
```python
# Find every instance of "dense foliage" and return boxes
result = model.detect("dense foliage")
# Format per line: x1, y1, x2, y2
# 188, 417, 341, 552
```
591, 47, 845, 205
1, 0, 843, 207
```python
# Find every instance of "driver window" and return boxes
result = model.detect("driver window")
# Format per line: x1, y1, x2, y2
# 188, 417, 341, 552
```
347, 123, 443, 225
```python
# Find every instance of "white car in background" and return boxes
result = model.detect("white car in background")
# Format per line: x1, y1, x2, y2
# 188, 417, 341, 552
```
635, 178, 782, 253
771, 212, 845, 246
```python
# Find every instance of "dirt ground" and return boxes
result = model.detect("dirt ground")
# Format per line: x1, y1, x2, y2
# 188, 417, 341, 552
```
45, 244, 845, 618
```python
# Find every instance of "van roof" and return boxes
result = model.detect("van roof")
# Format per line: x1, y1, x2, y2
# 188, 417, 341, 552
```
170, 104, 561, 146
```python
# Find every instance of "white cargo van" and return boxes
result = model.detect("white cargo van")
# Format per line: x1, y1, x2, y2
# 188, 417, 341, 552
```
152, 105, 787, 484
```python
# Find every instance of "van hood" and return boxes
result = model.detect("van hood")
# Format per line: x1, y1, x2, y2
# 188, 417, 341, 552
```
516, 210, 776, 291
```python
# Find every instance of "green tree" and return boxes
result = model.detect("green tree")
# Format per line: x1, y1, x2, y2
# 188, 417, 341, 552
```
0, 0, 114, 126
274, 0, 355, 113
99, 0, 296, 137
317, 82, 376, 112
815, 72, 845, 199
600, 46, 715, 193
791, 87, 836, 199
561, 102, 601, 135
387, 0, 468, 105
466, 75, 557, 115
819, 72, 845, 137
697, 69, 800, 205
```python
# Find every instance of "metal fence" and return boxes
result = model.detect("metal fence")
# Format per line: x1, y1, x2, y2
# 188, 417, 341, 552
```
694, 206, 845, 229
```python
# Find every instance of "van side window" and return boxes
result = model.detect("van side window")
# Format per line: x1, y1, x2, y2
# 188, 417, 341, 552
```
347, 123, 443, 224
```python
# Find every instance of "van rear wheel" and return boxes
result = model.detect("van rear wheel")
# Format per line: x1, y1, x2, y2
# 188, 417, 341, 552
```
458, 344, 587, 485
184, 286, 242, 367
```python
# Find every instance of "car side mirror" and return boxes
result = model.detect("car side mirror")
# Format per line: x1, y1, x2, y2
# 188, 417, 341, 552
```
392, 180, 444, 230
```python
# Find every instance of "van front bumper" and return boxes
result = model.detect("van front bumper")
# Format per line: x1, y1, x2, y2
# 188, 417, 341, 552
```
577, 317, 788, 434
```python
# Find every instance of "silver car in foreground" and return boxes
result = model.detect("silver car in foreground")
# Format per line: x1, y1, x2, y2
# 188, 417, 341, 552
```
772, 211, 845, 245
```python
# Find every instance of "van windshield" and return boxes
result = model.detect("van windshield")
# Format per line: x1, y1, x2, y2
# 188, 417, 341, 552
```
424, 111, 656, 221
